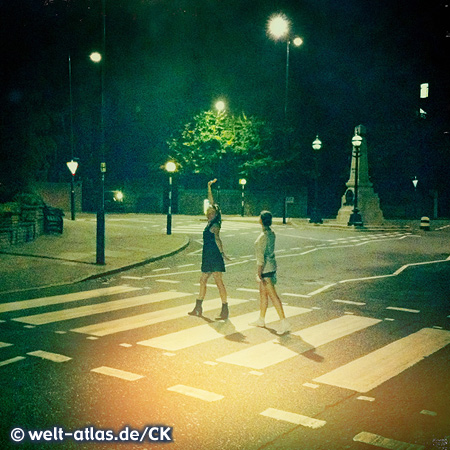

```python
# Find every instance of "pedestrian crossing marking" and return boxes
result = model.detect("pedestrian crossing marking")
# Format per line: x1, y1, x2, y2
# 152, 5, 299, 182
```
217, 315, 381, 369
314, 328, 450, 393
71, 298, 248, 337
260, 408, 326, 429
137, 306, 311, 351
0, 356, 26, 367
27, 350, 72, 363
0, 285, 140, 314
13, 291, 191, 326
0, 342, 13, 348
353, 431, 425, 449
386, 306, 420, 314
91, 366, 144, 381
167, 384, 223, 402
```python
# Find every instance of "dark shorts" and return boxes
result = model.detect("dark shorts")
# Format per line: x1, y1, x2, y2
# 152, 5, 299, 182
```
261, 271, 276, 279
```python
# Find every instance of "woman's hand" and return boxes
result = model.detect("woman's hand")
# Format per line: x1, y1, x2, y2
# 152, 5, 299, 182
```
208, 179, 217, 187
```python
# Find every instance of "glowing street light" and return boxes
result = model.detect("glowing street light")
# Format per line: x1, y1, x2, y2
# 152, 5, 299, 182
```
89, 52, 102, 63
215, 100, 226, 113
267, 13, 303, 122
165, 161, 177, 235
239, 178, 247, 217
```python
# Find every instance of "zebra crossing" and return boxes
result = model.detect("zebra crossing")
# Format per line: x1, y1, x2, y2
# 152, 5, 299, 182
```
1, 285, 448, 449
169, 220, 262, 235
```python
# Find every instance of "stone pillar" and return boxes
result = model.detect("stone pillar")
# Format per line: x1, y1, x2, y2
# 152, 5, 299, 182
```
336, 125, 384, 225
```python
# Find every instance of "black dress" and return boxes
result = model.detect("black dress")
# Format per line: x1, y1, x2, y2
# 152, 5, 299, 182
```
201, 222, 225, 273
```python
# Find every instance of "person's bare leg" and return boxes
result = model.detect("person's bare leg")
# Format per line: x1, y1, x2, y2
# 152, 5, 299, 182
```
250, 280, 269, 327
212, 272, 227, 304
213, 272, 228, 319
188, 272, 210, 316
266, 279, 290, 334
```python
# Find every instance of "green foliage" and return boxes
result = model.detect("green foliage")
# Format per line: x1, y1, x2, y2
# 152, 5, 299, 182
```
167, 110, 281, 186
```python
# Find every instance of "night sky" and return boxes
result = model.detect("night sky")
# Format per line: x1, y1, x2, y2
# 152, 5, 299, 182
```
1, 0, 449, 214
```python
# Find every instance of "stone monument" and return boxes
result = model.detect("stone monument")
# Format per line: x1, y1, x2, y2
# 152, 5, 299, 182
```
336, 125, 384, 225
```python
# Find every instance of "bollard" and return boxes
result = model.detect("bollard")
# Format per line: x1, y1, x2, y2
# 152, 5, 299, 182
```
420, 216, 430, 231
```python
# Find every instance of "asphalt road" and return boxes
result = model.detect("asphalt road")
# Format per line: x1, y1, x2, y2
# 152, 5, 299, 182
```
1, 216, 449, 450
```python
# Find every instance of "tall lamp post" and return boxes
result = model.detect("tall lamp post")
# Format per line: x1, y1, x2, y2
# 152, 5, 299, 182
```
165, 161, 177, 235
309, 135, 323, 224
239, 178, 247, 216
347, 133, 363, 226
67, 53, 77, 221
267, 14, 303, 123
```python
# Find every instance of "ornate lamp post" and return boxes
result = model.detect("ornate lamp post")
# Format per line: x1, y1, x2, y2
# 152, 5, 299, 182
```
165, 161, 177, 235
412, 176, 419, 219
347, 133, 363, 226
309, 135, 323, 224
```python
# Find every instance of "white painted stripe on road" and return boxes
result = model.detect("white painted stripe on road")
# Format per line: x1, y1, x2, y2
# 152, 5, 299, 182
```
283, 292, 311, 298
333, 299, 366, 306
137, 306, 311, 351
13, 291, 191, 325
156, 280, 181, 284
260, 408, 326, 429
0, 285, 140, 314
307, 284, 337, 296
217, 315, 381, 370
386, 306, 420, 313
420, 410, 437, 416
0, 342, 13, 348
357, 396, 375, 402
71, 298, 248, 336
353, 431, 425, 449
237, 288, 259, 293
0, 356, 26, 367
167, 385, 223, 402
314, 328, 450, 393
91, 366, 144, 381
27, 350, 72, 362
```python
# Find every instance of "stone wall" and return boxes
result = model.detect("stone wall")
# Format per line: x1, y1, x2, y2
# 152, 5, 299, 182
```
0, 206, 44, 246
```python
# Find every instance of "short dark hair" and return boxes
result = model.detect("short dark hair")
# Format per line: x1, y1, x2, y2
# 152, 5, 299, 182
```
260, 210, 272, 227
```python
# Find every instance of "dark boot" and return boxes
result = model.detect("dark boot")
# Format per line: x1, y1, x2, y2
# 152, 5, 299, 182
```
188, 299, 203, 316
216, 303, 229, 320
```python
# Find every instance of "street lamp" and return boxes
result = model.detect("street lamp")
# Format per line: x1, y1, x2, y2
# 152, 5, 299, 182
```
267, 14, 303, 123
347, 132, 363, 226
239, 178, 247, 216
309, 135, 323, 224
165, 161, 177, 235
215, 100, 227, 202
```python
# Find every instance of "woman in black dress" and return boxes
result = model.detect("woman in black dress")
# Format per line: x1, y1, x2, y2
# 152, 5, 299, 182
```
189, 179, 230, 319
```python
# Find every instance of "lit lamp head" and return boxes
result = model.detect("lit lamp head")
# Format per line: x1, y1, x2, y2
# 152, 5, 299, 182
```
89, 52, 102, 63
312, 135, 322, 151
412, 176, 418, 189
215, 100, 226, 113
165, 161, 177, 173
239, 178, 247, 186
268, 14, 290, 40
352, 133, 363, 148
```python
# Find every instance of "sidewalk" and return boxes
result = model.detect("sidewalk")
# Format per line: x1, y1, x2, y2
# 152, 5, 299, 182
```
0, 214, 189, 294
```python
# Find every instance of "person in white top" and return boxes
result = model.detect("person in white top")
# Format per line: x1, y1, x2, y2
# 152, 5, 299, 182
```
250, 211, 290, 335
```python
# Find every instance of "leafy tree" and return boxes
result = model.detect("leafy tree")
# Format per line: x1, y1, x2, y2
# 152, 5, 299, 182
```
167, 110, 286, 188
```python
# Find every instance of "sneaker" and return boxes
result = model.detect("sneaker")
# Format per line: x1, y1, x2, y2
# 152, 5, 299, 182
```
249, 317, 265, 327
276, 319, 291, 335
